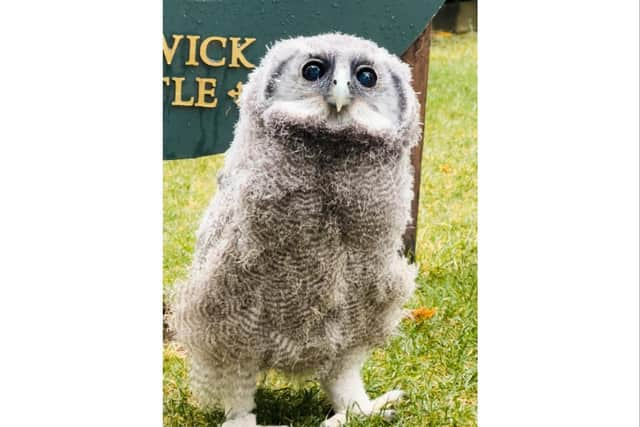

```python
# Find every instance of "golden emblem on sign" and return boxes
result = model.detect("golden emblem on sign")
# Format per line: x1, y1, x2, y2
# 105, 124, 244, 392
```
227, 81, 243, 106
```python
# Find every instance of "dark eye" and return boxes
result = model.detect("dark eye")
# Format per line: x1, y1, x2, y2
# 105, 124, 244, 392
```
302, 60, 325, 81
356, 67, 377, 88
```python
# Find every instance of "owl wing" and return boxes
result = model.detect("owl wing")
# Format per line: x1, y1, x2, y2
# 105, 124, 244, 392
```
191, 164, 250, 275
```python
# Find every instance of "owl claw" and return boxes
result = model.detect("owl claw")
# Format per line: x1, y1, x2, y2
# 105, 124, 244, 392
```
320, 389, 405, 427
380, 409, 397, 421
371, 389, 405, 412
221, 413, 257, 427
320, 412, 347, 427
221, 414, 289, 427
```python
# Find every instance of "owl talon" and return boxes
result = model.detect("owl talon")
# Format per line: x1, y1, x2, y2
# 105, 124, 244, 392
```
220, 413, 289, 427
371, 389, 405, 412
221, 413, 257, 427
320, 412, 347, 427
319, 407, 397, 427
379, 409, 396, 421
319, 389, 404, 426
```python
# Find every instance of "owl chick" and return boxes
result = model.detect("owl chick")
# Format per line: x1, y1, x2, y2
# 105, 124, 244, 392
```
170, 33, 421, 427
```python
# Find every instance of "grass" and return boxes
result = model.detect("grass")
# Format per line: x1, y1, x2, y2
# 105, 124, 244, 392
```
163, 31, 477, 426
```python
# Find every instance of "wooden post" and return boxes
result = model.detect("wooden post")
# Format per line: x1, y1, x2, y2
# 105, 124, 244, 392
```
401, 23, 432, 262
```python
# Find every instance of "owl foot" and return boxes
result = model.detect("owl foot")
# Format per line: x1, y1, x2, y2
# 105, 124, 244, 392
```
319, 389, 405, 427
370, 389, 405, 412
221, 413, 289, 427
221, 413, 257, 427
222, 413, 293, 427
220, 413, 290, 427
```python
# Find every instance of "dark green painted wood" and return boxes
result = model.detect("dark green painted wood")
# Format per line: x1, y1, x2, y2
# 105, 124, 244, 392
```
163, 0, 444, 160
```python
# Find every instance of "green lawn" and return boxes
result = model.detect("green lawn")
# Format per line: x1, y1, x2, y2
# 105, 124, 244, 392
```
163, 31, 477, 427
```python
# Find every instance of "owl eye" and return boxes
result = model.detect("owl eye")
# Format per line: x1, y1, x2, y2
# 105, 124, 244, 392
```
356, 67, 377, 88
302, 60, 326, 81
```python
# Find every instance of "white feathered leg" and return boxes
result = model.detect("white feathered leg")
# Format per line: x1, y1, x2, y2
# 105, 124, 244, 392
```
188, 351, 290, 427
320, 350, 404, 427
217, 364, 259, 427
187, 350, 261, 427
219, 375, 290, 427
220, 377, 257, 427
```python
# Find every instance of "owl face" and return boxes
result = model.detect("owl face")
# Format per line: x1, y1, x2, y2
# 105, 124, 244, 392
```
241, 33, 419, 144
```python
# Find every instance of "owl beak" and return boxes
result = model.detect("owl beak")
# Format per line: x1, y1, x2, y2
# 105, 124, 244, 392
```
330, 69, 352, 113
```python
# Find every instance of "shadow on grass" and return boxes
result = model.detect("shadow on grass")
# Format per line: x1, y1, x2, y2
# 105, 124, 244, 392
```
255, 383, 333, 426
164, 344, 334, 426
164, 385, 333, 427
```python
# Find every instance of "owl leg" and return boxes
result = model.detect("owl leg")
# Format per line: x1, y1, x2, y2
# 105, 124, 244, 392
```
215, 365, 290, 427
218, 372, 290, 427
188, 351, 262, 427
319, 350, 404, 427
217, 365, 260, 427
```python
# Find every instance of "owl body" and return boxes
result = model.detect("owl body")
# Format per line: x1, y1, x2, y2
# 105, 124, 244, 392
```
170, 33, 422, 426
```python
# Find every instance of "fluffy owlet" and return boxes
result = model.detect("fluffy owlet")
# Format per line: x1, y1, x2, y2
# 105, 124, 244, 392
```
170, 33, 421, 427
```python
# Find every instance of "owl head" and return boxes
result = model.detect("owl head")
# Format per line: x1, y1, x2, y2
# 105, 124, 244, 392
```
239, 33, 421, 149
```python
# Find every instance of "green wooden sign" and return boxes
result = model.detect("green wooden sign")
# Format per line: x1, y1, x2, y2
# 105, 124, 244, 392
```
163, 0, 444, 160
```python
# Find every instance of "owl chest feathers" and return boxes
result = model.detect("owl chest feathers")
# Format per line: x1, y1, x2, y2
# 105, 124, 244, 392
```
242, 141, 411, 252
